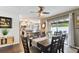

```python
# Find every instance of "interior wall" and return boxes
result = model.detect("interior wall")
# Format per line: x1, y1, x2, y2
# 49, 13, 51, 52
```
74, 10, 79, 47
0, 10, 19, 43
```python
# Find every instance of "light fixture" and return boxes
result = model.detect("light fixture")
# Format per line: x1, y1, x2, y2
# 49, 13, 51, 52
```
41, 22, 46, 29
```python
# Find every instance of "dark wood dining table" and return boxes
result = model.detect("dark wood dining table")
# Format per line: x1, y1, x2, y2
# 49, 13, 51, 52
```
29, 35, 62, 53
37, 40, 50, 53
37, 35, 61, 53
29, 37, 48, 47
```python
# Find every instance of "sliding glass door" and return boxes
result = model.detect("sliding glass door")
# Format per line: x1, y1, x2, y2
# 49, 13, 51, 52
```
50, 18, 69, 44
51, 20, 69, 34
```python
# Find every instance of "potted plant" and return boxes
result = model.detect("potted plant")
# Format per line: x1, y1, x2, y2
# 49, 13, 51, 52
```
2, 29, 9, 37
1, 29, 9, 44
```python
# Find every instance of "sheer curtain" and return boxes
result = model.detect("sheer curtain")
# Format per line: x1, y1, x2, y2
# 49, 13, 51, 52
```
68, 13, 75, 47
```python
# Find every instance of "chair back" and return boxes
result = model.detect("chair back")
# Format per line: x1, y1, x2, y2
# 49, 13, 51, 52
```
21, 37, 29, 53
58, 34, 66, 53
50, 36, 60, 53
59, 34, 66, 45
54, 31, 62, 35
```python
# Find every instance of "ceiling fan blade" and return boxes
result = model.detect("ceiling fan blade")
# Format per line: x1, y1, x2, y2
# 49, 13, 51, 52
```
42, 12, 50, 14
30, 6, 50, 17
30, 11, 38, 13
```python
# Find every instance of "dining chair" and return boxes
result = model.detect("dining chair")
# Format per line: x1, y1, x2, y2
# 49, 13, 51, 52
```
37, 42, 47, 53
58, 34, 66, 53
49, 36, 60, 53
21, 37, 30, 53
37, 36, 60, 53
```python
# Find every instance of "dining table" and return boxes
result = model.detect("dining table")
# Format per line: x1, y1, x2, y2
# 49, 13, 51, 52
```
29, 35, 62, 53
29, 37, 48, 47
37, 35, 62, 53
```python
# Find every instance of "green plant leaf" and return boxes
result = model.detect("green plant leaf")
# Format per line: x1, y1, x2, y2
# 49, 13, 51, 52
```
2, 29, 8, 35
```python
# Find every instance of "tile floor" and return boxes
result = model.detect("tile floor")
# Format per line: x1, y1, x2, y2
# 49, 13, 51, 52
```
64, 44, 77, 53
48, 38, 77, 53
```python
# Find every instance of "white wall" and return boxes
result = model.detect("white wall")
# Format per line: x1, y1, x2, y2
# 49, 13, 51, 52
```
0, 10, 19, 43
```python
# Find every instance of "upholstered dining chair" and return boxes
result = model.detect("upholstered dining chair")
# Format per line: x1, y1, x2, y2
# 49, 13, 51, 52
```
21, 37, 30, 53
58, 34, 66, 53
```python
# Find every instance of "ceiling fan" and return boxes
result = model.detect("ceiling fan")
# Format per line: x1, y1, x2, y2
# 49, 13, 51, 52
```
30, 6, 50, 16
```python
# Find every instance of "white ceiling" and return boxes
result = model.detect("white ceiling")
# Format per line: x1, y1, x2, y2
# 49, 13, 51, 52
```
0, 6, 79, 23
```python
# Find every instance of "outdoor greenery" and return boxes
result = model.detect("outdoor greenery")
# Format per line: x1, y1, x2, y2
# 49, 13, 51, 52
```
51, 21, 69, 27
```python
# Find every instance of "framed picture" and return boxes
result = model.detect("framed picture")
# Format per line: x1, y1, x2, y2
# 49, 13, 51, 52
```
0, 16, 12, 28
